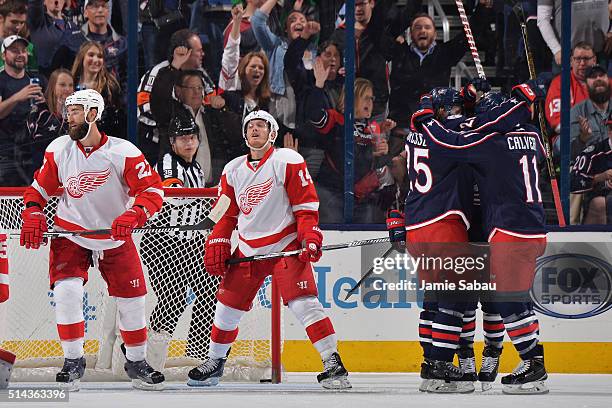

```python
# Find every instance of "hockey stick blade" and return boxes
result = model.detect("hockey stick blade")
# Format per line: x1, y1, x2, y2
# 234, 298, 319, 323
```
227, 236, 394, 265
344, 244, 399, 300
9, 194, 231, 238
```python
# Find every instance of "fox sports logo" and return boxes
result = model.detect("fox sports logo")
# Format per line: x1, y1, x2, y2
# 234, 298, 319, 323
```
530, 254, 612, 319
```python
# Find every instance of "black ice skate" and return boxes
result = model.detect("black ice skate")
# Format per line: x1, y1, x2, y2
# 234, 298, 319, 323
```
428, 360, 474, 394
124, 358, 165, 391
317, 352, 351, 390
501, 353, 548, 395
419, 359, 434, 392
56, 357, 86, 391
120, 343, 164, 390
458, 347, 478, 382
187, 356, 227, 387
479, 346, 502, 391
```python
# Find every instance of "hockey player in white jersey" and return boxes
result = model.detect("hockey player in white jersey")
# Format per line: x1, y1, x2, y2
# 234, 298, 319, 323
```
187, 110, 351, 389
20, 90, 165, 391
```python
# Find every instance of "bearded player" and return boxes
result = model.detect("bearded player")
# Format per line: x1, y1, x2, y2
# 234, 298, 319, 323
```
19, 89, 165, 391
187, 110, 350, 390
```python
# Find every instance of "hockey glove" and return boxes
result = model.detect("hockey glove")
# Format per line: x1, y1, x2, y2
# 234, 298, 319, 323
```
298, 226, 323, 263
20, 206, 48, 249
386, 209, 406, 251
460, 78, 491, 104
111, 206, 148, 241
512, 80, 546, 104
410, 94, 434, 131
204, 237, 231, 276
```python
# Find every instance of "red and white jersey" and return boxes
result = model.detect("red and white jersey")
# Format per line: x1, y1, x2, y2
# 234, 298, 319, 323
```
212, 147, 319, 257
24, 133, 164, 251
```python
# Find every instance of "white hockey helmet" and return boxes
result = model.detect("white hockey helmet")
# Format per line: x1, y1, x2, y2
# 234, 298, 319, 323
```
65, 89, 105, 123
242, 109, 279, 151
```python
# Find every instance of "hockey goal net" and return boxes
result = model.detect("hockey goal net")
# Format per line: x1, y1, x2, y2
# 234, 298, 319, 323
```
0, 187, 282, 382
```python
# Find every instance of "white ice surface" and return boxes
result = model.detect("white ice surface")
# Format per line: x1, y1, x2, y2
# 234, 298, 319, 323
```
2, 373, 611, 408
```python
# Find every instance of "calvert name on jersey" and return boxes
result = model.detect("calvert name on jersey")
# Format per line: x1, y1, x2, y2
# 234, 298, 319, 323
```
214, 147, 319, 257
23, 133, 164, 250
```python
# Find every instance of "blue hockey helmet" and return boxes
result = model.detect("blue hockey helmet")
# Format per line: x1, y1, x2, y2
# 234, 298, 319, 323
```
431, 87, 462, 113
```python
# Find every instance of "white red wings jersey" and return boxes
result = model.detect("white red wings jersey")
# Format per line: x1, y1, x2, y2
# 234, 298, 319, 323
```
24, 133, 164, 251
212, 147, 319, 257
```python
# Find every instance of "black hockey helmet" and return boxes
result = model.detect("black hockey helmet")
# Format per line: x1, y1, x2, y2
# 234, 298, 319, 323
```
168, 111, 200, 140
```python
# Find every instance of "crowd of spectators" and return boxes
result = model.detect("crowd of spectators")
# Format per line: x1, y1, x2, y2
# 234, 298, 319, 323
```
0, 0, 610, 225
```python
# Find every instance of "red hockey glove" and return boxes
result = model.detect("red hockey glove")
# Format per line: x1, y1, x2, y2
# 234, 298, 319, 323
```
298, 226, 323, 263
111, 206, 148, 241
512, 80, 546, 104
460, 78, 491, 104
20, 206, 48, 249
204, 237, 231, 276
386, 209, 406, 251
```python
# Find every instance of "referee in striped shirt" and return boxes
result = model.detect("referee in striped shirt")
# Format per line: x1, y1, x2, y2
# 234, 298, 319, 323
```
143, 112, 220, 369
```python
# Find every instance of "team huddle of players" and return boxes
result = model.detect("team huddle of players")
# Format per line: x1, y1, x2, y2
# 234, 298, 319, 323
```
0, 79, 550, 394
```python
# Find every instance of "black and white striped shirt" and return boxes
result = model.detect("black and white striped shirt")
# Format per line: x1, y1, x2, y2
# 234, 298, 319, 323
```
156, 152, 205, 188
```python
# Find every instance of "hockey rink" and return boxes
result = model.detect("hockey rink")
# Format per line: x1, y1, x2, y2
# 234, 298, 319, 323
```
3, 373, 611, 408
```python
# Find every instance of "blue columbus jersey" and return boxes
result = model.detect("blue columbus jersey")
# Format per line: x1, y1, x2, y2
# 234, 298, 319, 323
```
403, 98, 532, 232
570, 138, 612, 194
421, 118, 547, 239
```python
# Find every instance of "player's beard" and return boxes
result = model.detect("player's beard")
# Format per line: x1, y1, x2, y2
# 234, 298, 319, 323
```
69, 122, 89, 141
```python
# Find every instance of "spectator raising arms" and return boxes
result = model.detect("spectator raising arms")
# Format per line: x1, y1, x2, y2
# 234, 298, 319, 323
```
221, 50, 272, 118
251, 0, 319, 129
27, 67, 74, 170
389, 5, 488, 127
27, 0, 86, 77
71, 41, 126, 139
222, 0, 265, 58
307, 74, 395, 223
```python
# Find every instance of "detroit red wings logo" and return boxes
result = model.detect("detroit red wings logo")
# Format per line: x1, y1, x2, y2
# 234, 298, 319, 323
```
238, 178, 274, 215
66, 168, 111, 198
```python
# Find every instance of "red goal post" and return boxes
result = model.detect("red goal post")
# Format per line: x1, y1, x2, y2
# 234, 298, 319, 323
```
0, 187, 282, 383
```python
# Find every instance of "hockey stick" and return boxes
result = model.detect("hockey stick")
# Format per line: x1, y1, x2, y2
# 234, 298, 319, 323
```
8, 194, 231, 239
455, 0, 486, 79
510, 1, 566, 227
227, 236, 394, 265
343, 244, 400, 300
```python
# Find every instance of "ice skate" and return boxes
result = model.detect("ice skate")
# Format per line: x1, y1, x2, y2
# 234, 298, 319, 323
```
502, 355, 548, 395
56, 357, 86, 392
187, 356, 226, 387
428, 360, 474, 394
124, 358, 165, 391
479, 346, 502, 391
419, 359, 434, 392
317, 352, 351, 390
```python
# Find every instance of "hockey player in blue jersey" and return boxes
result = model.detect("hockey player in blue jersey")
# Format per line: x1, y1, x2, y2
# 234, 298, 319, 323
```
412, 81, 550, 395
393, 83, 534, 393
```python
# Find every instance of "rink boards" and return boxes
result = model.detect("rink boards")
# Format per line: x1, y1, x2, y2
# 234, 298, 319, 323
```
281, 230, 612, 374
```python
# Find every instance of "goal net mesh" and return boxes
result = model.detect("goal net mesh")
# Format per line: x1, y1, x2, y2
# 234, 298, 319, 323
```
0, 188, 282, 382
